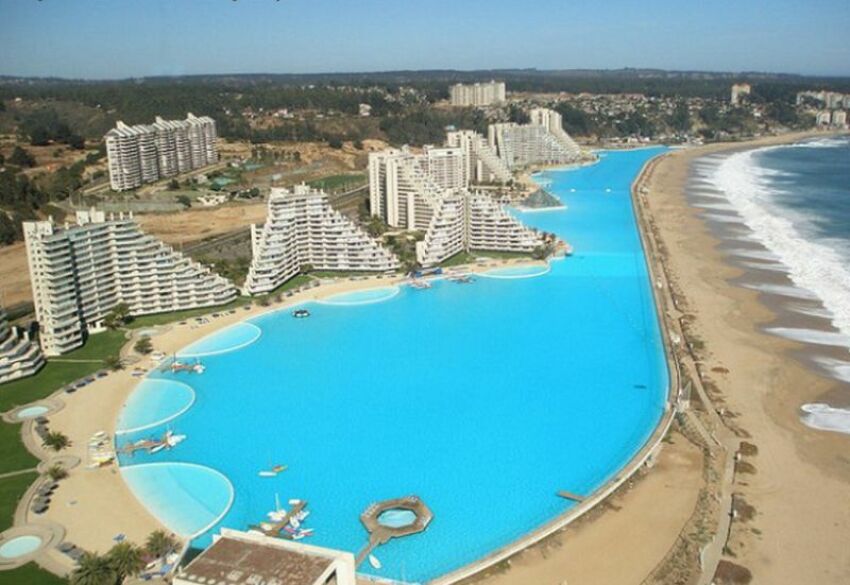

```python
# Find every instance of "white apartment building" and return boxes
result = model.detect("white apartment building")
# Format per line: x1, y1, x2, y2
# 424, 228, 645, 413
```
105, 113, 219, 191
730, 83, 751, 105
489, 108, 582, 170
446, 130, 513, 184
244, 185, 399, 295
24, 210, 236, 356
0, 307, 45, 384
416, 191, 545, 267
449, 81, 507, 107
368, 147, 458, 230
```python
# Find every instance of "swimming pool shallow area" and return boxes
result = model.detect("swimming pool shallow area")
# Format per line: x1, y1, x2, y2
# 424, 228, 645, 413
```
0, 536, 42, 559
378, 509, 418, 529
120, 463, 234, 538
177, 322, 262, 357
116, 147, 670, 582
319, 286, 400, 306
480, 264, 551, 279
14, 405, 49, 420
116, 379, 196, 434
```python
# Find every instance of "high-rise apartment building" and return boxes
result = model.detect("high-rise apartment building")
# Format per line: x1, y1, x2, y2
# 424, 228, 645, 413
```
105, 113, 218, 191
730, 83, 751, 105
415, 192, 544, 267
446, 130, 513, 184
24, 210, 236, 356
0, 307, 45, 384
449, 81, 507, 107
488, 108, 582, 170
244, 185, 399, 295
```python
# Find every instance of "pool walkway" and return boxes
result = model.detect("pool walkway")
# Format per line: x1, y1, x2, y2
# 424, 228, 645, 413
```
355, 495, 433, 566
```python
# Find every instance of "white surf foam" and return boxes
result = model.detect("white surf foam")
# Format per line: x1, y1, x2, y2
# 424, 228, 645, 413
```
785, 303, 834, 320
704, 212, 745, 224
726, 248, 781, 262
742, 283, 820, 301
712, 148, 850, 351
737, 260, 790, 273
765, 327, 850, 347
800, 403, 850, 435
811, 356, 850, 384
693, 201, 737, 212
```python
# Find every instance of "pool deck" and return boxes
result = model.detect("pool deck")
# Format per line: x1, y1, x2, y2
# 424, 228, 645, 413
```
356, 496, 433, 566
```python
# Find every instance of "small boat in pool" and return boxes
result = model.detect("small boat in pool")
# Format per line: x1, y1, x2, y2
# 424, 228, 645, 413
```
291, 309, 311, 318
369, 554, 382, 569
258, 464, 288, 477
409, 280, 431, 290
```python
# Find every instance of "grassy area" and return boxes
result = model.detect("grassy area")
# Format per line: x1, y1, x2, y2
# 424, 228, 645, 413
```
310, 270, 384, 279
0, 329, 127, 412
307, 173, 366, 192
439, 252, 477, 268
0, 471, 38, 532
0, 563, 67, 585
127, 298, 251, 330
0, 422, 38, 474
472, 249, 534, 260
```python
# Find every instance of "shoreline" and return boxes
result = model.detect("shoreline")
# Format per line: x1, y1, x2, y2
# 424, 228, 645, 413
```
641, 129, 850, 584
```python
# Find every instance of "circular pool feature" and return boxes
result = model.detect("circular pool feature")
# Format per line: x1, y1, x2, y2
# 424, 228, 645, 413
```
320, 286, 400, 306
377, 508, 417, 528
479, 264, 551, 279
0, 535, 42, 559
177, 322, 262, 357
15, 405, 49, 420
116, 379, 196, 434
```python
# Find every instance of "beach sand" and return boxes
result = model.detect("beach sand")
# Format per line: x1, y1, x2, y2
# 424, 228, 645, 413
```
642, 132, 850, 584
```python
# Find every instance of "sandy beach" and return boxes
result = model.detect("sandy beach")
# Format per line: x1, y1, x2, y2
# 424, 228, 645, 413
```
640, 132, 850, 584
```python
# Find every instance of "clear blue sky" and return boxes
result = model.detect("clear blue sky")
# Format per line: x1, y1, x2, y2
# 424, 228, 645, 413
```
1, 0, 848, 79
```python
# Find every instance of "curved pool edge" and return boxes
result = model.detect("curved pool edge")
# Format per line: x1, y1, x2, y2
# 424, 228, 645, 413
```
115, 379, 197, 435
177, 322, 263, 358
478, 263, 551, 279
428, 150, 682, 585
317, 285, 401, 306
117, 462, 236, 539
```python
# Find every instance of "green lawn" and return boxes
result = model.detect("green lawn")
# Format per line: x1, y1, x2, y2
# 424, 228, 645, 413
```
0, 563, 67, 585
439, 252, 477, 268
0, 471, 38, 532
127, 298, 251, 329
0, 423, 38, 474
472, 249, 535, 260
0, 329, 127, 412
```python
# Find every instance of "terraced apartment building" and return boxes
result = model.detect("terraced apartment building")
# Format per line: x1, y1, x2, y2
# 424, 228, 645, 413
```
489, 108, 582, 169
244, 185, 399, 295
0, 307, 45, 383
415, 192, 544, 267
23, 210, 236, 356
446, 129, 513, 184
105, 113, 218, 191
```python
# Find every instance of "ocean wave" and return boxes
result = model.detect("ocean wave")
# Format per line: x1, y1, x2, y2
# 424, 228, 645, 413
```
800, 403, 850, 435
712, 149, 850, 350
797, 137, 850, 149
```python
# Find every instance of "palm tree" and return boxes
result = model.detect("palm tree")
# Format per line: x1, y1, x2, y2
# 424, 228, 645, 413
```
43, 431, 70, 451
70, 552, 118, 585
145, 530, 177, 559
108, 542, 145, 581
104, 355, 123, 371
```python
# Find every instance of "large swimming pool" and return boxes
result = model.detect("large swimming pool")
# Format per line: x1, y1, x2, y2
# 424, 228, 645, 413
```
116, 147, 669, 582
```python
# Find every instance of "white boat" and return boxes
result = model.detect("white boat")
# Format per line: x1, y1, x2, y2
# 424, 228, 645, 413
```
165, 431, 186, 448
288, 498, 302, 506
258, 471, 277, 477
150, 444, 166, 454
369, 554, 382, 569
267, 494, 288, 521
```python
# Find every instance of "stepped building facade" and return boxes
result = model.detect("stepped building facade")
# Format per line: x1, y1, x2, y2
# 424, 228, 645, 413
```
106, 113, 218, 191
446, 130, 513, 184
0, 307, 45, 384
488, 108, 581, 170
415, 192, 544, 267
23, 210, 236, 356
244, 185, 399, 295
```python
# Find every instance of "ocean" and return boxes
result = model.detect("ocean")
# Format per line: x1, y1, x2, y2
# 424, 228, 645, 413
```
689, 135, 850, 435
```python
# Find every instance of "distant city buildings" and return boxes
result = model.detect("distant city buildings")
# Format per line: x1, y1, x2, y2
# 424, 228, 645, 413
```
730, 83, 751, 105
23, 210, 236, 356
449, 80, 506, 107
244, 185, 399, 295
174, 528, 356, 585
796, 90, 850, 109
816, 109, 847, 128
105, 113, 219, 191
0, 307, 44, 383
489, 108, 582, 170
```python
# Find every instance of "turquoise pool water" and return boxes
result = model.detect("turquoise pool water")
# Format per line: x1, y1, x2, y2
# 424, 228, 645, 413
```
0, 535, 42, 558
480, 264, 551, 279
117, 147, 669, 582
15, 405, 49, 420
116, 379, 195, 434
320, 286, 400, 306
177, 322, 262, 357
